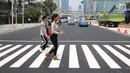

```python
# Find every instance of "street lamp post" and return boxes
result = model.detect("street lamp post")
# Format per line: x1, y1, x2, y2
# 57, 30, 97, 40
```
11, 0, 15, 27
22, 0, 24, 26
81, 1, 84, 16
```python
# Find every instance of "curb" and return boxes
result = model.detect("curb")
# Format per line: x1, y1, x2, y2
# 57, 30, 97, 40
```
0, 23, 40, 35
92, 24, 130, 37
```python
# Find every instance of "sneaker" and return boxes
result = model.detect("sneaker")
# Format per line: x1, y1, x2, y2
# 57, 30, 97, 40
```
39, 47, 43, 53
54, 56, 60, 60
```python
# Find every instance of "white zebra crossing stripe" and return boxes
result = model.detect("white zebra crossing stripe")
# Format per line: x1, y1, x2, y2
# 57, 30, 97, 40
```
29, 45, 53, 68
0, 45, 12, 51
0, 45, 22, 57
81, 45, 100, 68
104, 45, 130, 67
49, 45, 65, 68
10, 45, 39, 68
92, 45, 121, 69
115, 45, 130, 55
125, 45, 130, 48
69, 45, 80, 68
0, 45, 33, 67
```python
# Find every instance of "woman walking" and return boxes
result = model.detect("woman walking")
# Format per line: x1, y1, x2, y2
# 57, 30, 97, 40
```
39, 15, 50, 52
45, 14, 64, 60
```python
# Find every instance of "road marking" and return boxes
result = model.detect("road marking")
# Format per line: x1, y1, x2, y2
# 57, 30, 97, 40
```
126, 45, 130, 48
81, 45, 100, 68
104, 45, 130, 67
115, 45, 130, 55
0, 45, 12, 51
69, 45, 80, 68
49, 45, 65, 68
92, 45, 121, 69
29, 45, 53, 68
10, 45, 37, 68
0, 45, 33, 67
0, 45, 22, 57
0, 40, 130, 43
0, 44, 2, 46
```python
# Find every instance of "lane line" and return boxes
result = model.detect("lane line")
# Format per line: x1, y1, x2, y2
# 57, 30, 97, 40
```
93, 45, 121, 69
0, 45, 22, 57
115, 45, 130, 55
49, 45, 65, 68
0, 44, 2, 46
104, 45, 130, 67
81, 45, 100, 68
29, 45, 53, 68
0, 45, 34, 67
0, 40, 130, 43
69, 45, 80, 68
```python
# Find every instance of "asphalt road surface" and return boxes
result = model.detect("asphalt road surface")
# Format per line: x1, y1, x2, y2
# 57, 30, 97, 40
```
0, 23, 130, 73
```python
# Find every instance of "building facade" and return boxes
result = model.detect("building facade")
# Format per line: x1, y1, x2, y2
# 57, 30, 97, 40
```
83, 0, 94, 14
0, 0, 8, 13
61, 0, 69, 11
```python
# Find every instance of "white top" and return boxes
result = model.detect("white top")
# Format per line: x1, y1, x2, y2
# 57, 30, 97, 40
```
51, 22, 59, 34
40, 21, 46, 35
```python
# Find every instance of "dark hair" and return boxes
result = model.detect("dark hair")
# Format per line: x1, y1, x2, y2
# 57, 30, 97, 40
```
42, 15, 47, 20
52, 13, 59, 22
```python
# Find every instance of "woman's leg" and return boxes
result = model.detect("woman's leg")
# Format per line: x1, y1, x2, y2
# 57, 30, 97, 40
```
49, 34, 58, 55
41, 35, 48, 50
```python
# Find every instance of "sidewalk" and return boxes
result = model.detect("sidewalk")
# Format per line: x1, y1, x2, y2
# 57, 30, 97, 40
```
90, 20, 130, 36
0, 23, 40, 35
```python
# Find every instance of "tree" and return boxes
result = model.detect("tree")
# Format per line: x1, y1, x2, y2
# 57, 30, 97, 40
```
24, 3, 43, 22
24, 0, 57, 22
44, 0, 57, 14
126, 2, 130, 9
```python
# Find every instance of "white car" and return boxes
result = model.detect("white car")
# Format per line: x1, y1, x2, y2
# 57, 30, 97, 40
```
74, 18, 78, 23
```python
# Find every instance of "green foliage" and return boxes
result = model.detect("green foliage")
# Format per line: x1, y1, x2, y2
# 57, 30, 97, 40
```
24, 0, 57, 22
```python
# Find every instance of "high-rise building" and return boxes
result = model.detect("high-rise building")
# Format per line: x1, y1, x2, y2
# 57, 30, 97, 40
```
83, 0, 94, 14
53, 0, 60, 11
61, 0, 69, 11
69, 6, 71, 11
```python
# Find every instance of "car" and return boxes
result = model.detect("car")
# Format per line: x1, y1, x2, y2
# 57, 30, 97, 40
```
61, 19, 65, 23
68, 19, 75, 25
79, 17, 89, 27
74, 18, 78, 23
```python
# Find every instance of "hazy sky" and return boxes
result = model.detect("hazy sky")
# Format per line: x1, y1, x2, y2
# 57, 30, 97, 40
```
69, 0, 82, 11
